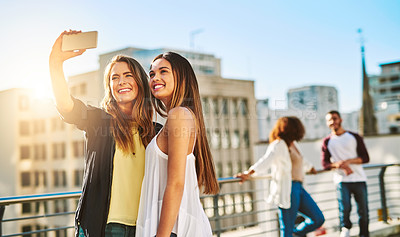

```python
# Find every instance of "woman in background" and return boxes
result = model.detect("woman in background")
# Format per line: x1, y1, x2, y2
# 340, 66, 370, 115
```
236, 116, 325, 237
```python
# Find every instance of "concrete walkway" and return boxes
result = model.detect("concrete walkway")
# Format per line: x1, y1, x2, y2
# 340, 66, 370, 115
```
214, 219, 400, 237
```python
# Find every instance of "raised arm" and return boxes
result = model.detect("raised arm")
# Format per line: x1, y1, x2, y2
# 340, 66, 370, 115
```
49, 30, 86, 114
156, 107, 195, 237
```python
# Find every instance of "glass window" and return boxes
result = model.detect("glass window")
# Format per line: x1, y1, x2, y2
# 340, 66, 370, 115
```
231, 130, 240, 149
221, 129, 230, 149
222, 99, 228, 115
211, 129, 220, 149
201, 97, 210, 115
43, 171, 47, 187
232, 99, 238, 116
62, 171, 67, 187
240, 99, 248, 116
243, 130, 250, 148
20, 145, 30, 160
21, 225, 32, 235
212, 98, 219, 116
34, 171, 40, 187
19, 121, 30, 136
74, 169, 83, 187
22, 203, 31, 214
53, 171, 59, 187
21, 172, 31, 186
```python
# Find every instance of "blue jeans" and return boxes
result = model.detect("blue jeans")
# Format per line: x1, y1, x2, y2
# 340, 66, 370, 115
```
337, 182, 369, 237
79, 223, 137, 237
278, 181, 325, 237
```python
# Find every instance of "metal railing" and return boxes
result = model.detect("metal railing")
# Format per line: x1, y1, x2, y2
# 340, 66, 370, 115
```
1, 163, 399, 237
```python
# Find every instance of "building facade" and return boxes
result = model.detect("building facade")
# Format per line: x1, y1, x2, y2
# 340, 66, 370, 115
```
257, 85, 339, 140
369, 61, 400, 134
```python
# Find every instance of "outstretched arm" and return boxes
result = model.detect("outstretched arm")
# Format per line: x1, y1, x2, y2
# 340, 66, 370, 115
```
156, 107, 195, 237
49, 30, 86, 114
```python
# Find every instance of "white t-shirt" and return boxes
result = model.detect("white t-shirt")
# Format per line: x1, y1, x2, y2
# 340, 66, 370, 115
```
327, 132, 367, 184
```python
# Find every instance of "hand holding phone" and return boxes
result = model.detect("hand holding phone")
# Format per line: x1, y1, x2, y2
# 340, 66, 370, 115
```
62, 31, 98, 51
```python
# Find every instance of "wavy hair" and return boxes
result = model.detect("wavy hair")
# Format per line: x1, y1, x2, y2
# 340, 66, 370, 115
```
151, 52, 219, 194
269, 116, 305, 146
101, 55, 154, 151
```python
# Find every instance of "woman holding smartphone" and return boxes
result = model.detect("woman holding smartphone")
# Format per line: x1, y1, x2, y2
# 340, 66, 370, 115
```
49, 30, 160, 237
135, 52, 219, 237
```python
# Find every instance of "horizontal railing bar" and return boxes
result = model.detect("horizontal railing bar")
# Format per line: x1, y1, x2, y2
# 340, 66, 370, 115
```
3, 226, 74, 237
2, 211, 75, 222
0, 191, 81, 205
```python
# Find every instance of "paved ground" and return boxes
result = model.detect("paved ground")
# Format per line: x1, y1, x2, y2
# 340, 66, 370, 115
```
213, 219, 400, 237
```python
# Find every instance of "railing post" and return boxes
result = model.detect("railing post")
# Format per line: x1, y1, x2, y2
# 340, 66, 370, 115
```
0, 205, 5, 236
378, 167, 388, 223
213, 184, 222, 237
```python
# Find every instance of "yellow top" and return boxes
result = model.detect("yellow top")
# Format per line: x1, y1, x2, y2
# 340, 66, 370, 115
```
107, 126, 145, 226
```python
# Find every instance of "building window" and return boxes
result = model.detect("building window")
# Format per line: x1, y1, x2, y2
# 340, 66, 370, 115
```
54, 200, 68, 214
34, 144, 46, 160
34, 171, 40, 187
232, 99, 239, 117
211, 129, 220, 149
231, 130, 240, 149
43, 171, 47, 187
221, 129, 230, 149
243, 130, 250, 148
53, 170, 67, 187
52, 143, 66, 159
222, 99, 228, 115
216, 162, 223, 178
33, 120, 41, 134
19, 121, 30, 136
53, 171, 59, 187
212, 98, 219, 116
55, 228, 67, 237
201, 97, 210, 116
74, 169, 84, 187
22, 203, 31, 214
240, 99, 248, 116
20, 145, 30, 160
21, 172, 31, 187
21, 225, 32, 236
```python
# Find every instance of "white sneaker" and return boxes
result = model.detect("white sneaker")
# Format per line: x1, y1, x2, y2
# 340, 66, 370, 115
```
339, 227, 350, 237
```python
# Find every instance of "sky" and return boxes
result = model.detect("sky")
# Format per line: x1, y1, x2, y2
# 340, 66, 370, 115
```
0, 0, 399, 112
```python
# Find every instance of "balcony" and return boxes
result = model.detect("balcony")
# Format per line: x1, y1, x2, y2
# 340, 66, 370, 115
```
1, 163, 399, 237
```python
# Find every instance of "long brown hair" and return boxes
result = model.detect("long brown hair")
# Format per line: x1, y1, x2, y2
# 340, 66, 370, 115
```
269, 116, 305, 146
101, 55, 155, 151
151, 52, 219, 194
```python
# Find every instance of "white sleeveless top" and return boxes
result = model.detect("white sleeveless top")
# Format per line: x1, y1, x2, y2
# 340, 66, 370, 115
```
135, 133, 213, 237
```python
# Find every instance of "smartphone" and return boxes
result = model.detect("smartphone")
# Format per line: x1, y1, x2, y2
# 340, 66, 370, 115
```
62, 31, 98, 51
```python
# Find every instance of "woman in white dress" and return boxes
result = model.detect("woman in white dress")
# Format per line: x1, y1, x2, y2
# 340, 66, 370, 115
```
136, 52, 219, 237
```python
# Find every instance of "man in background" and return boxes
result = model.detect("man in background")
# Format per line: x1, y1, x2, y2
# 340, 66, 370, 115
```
321, 110, 370, 237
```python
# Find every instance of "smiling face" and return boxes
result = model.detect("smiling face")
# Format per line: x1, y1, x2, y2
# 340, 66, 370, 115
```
325, 112, 342, 132
149, 58, 175, 107
110, 61, 139, 114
